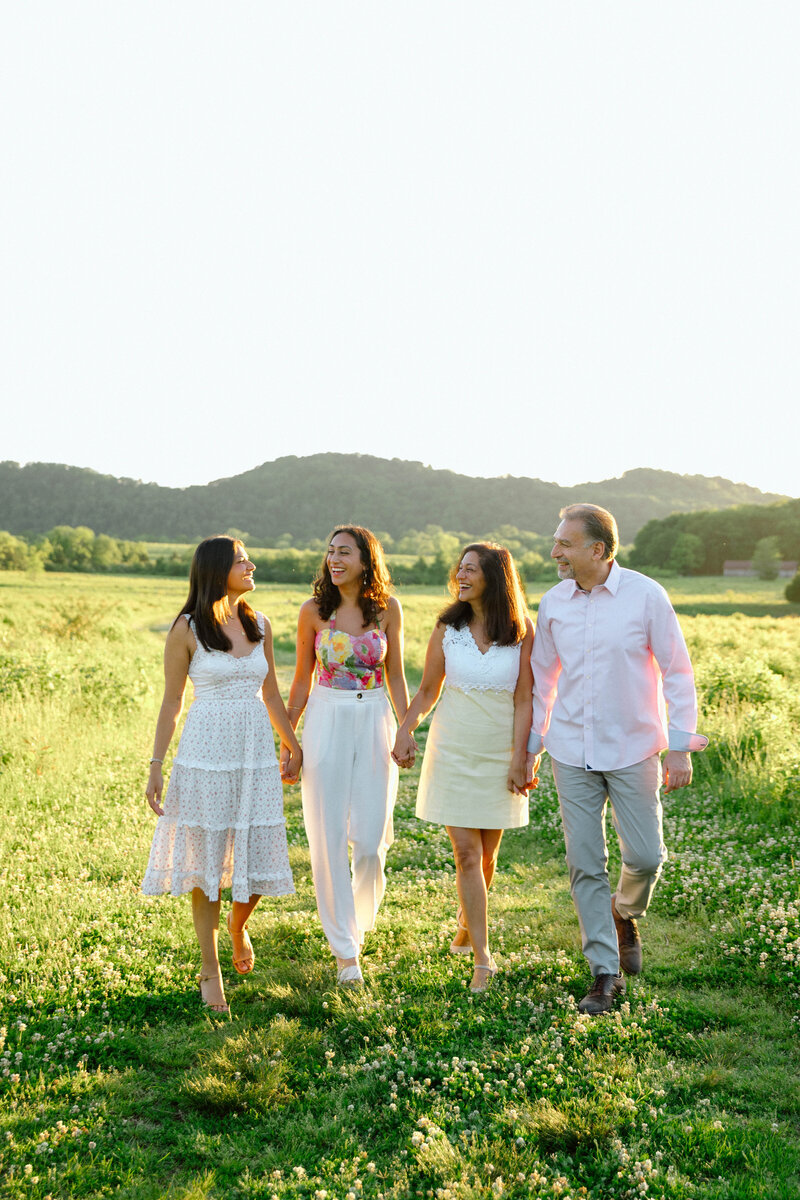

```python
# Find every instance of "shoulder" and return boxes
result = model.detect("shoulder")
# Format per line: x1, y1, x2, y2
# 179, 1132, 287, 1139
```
298, 598, 323, 625
381, 595, 403, 626
166, 613, 195, 657
535, 582, 564, 614
523, 615, 535, 642
617, 567, 672, 607
256, 611, 272, 634
168, 613, 193, 642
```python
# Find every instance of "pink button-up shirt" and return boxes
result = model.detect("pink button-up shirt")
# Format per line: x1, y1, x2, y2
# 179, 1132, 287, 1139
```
529, 561, 707, 770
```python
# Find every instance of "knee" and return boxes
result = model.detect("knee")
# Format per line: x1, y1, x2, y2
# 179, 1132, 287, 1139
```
452, 846, 483, 875
352, 849, 384, 878
623, 847, 665, 877
567, 859, 609, 887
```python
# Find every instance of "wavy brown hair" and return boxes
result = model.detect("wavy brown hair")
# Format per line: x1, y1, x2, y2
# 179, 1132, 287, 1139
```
439, 542, 528, 646
174, 536, 262, 652
312, 526, 392, 627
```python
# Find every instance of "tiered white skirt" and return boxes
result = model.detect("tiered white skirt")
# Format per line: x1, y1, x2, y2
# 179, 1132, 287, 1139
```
142, 696, 295, 903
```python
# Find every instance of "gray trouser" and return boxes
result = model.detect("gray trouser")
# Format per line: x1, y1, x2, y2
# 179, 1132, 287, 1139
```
551, 755, 666, 976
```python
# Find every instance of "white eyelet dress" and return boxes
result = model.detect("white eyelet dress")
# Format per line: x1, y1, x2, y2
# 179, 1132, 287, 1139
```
142, 613, 295, 903
415, 623, 528, 829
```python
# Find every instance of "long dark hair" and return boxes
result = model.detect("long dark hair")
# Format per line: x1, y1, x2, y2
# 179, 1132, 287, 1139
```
312, 525, 392, 627
439, 542, 528, 646
174, 536, 262, 652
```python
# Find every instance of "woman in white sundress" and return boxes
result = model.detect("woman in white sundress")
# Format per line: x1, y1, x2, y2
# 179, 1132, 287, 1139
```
143, 536, 301, 1014
392, 543, 535, 994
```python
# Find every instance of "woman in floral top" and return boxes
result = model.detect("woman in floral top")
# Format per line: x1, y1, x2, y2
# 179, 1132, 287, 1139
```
287, 526, 410, 986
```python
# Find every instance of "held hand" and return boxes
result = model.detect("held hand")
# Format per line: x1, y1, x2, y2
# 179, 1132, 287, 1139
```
280, 745, 302, 784
391, 729, 417, 769
525, 753, 541, 792
145, 765, 164, 817
507, 757, 528, 796
663, 750, 692, 793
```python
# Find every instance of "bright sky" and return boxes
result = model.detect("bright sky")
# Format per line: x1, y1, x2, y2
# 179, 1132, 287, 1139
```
1, 4, 798, 497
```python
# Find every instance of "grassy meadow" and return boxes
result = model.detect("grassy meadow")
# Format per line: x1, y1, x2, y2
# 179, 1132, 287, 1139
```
1, 572, 799, 1200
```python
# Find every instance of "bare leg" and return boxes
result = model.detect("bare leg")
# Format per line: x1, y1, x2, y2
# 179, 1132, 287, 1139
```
447, 827, 503, 990
227, 894, 261, 974
450, 831, 503, 950
191, 887, 228, 1012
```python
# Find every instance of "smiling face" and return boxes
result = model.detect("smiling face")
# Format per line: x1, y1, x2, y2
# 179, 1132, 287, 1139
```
456, 550, 487, 605
226, 544, 256, 598
327, 532, 364, 589
550, 518, 606, 588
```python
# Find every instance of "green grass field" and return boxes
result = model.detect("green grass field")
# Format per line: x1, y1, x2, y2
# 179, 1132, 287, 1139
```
1, 573, 799, 1199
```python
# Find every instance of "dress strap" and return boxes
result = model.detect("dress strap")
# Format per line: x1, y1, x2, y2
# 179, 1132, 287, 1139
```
330, 611, 336, 630
184, 613, 199, 654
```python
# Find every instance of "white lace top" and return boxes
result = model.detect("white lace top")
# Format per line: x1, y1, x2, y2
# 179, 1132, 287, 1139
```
442, 623, 522, 694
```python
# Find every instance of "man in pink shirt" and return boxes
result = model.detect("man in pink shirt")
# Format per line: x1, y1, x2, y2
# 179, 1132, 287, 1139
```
528, 503, 707, 1014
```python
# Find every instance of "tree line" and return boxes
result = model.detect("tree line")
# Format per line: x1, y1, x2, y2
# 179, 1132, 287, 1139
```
4, 502, 799, 598
629, 498, 800, 575
0, 524, 553, 586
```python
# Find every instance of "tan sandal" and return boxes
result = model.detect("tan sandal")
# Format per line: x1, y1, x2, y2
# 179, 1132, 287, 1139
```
469, 959, 498, 994
197, 971, 230, 1014
227, 910, 255, 975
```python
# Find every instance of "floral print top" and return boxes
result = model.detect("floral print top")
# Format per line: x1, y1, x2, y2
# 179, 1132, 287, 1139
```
314, 611, 387, 690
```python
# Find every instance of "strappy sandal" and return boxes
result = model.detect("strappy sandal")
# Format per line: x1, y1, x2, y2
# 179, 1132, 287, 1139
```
197, 971, 230, 1015
449, 907, 473, 956
469, 959, 498, 994
226, 910, 255, 975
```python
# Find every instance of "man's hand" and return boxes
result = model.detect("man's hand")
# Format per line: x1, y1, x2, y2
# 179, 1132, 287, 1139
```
663, 750, 692, 793
526, 753, 541, 791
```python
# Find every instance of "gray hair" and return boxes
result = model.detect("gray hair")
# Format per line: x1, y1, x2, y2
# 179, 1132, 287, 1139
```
559, 503, 618, 561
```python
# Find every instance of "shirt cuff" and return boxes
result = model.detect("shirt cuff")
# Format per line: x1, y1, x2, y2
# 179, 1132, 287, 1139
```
527, 730, 544, 755
668, 729, 709, 752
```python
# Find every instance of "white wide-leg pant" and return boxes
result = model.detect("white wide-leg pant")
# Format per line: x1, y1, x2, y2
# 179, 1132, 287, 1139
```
551, 755, 666, 977
301, 686, 398, 959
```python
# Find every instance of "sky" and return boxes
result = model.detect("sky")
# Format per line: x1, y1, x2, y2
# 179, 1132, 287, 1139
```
1, 3, 798, 498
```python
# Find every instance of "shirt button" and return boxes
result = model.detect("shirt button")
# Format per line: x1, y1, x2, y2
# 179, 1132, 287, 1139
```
356, 692, 363, 699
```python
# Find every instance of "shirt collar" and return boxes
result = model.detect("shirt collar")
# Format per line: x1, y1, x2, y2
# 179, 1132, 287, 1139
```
566, 558, 620, 598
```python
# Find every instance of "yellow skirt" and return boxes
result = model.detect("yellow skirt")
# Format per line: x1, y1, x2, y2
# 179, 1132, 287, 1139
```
415, 687, 528, 829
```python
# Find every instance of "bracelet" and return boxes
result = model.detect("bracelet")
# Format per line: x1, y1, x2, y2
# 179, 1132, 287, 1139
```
149, 758, 163, 765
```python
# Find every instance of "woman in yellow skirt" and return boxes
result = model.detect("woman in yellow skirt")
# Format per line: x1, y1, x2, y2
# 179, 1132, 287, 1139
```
392, 543, 535, 992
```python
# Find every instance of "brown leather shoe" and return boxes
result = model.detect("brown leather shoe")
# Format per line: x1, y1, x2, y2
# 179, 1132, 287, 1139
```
611, 893, 642, 975
578, 972, 626, 1015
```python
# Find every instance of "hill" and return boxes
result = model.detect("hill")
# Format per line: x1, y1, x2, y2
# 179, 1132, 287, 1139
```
0, 456, 788, 545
